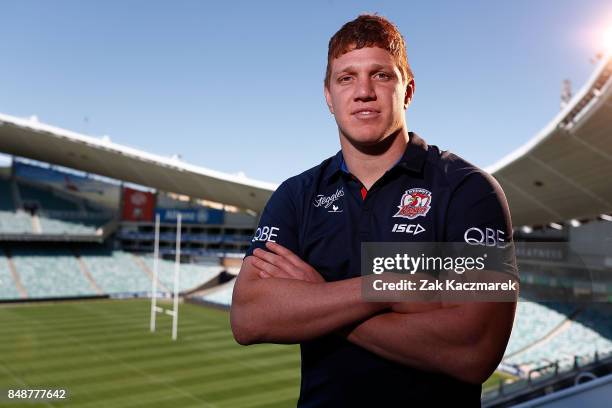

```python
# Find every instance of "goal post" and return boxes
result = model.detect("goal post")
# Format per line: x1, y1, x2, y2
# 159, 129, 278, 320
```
149, 213, 160, 332
149, 212, 182, 341
171, 214, 181, 341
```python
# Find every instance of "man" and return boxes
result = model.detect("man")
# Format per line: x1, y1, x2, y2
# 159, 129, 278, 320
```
231, 14, 516, 407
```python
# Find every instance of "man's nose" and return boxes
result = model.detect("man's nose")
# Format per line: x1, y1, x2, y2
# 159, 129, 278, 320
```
354, 77, 376, 101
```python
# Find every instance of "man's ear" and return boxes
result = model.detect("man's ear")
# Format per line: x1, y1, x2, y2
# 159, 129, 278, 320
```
324, 84, 335, 115
404, 78, 415, 109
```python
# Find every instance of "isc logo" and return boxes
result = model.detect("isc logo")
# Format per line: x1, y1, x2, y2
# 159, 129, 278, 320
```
391, 223, 425, 235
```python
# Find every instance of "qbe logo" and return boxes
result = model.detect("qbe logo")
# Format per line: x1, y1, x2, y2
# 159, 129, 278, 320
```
252, 226, 279, 243
464, 227, 505, 247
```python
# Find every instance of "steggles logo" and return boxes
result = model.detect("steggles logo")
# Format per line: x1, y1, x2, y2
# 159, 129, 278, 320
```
314, 188, 344, 209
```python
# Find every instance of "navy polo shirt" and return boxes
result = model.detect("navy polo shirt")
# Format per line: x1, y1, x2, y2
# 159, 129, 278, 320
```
245, 133, 513, 407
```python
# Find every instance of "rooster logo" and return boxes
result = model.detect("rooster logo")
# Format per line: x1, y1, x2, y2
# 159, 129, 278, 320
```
393, 188, 432, 219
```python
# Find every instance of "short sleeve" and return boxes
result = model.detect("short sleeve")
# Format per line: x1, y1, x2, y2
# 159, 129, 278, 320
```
445, 171, 513, 245
445, 170, 517, 294
244, 180, 300, 258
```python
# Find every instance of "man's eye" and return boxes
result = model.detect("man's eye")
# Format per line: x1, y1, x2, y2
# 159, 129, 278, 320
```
338, 76, 352, 83
375, 72, 391, 80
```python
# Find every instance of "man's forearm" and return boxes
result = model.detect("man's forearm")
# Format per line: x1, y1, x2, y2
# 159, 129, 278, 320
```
231, 262, 386, 345
345, 302, 514, 384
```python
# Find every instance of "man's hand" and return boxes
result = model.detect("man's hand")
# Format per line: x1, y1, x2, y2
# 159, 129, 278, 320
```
231, 243, 387, 344
252, 241, 325, 283
252, 244, 442, 314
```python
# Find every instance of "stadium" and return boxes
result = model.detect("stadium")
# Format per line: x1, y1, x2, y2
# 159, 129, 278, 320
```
0, 51, 611, 408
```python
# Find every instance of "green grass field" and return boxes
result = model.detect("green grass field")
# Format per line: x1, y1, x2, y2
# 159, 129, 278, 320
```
0, 299, 513, 407
0, 300, 300, 408
483, 370, 515, 391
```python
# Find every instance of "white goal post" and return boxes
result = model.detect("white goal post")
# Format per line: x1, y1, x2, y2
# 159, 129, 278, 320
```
149, 213, 182, 341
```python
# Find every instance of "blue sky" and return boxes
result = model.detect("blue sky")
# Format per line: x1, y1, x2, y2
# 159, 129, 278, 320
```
1, 0, 611, 183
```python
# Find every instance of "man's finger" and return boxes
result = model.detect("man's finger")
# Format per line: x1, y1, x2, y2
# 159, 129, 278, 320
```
253, 247, 285, 266
251, 256, 284, 276
264, 241, 293, 255
254, 247, 301, 278
264, 242, 325, 283
265, 242, 307, 268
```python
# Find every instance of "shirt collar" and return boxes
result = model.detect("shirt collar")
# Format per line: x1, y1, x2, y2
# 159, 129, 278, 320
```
324, 132, 429, 182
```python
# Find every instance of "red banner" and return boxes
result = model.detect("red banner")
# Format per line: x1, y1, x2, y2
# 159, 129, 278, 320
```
122, 187, 155, 221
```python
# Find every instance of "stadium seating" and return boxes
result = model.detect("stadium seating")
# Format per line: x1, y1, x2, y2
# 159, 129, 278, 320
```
0, 211, 33, 234
505, 320, 612, 367
0, 253, 21, 299
38, 216, 98, 235
0, 178, 110, 236
504, 301, 612, 368
10, 248, 95, 298
0, 210, 102, 236
0, 244, 224, 299
79, 249, 152, 294
139, 255, 221, 292
18, 182, 79, 212
197, 279, 235, 306
504, 300, 570, 356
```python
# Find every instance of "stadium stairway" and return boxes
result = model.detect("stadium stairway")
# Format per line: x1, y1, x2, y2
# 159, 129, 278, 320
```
0, 248, 27, 299
131, 254, 171, 293
31, 213, 42, 233
10, 248, 95, 298
78, 249, 152, 294
72, 248, 103, 295
7, 254, 27, 299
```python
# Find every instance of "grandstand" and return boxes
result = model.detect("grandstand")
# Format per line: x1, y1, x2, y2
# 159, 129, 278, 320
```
11, 247, 94, 298
194, 279, 236, 307
0, 174, 111, 238
0, 246, 225, 301
0, 210, 32, 234
504, 301, 574, 357
503, 301, 612, 369
79, 248, 154, 295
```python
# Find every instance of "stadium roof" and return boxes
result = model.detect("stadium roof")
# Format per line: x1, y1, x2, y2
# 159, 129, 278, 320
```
0, 55, 610, 222
0, 113, 277, 212
486, 55, 612, 227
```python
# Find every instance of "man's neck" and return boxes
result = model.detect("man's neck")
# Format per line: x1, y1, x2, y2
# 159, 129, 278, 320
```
339, 128, 409, 190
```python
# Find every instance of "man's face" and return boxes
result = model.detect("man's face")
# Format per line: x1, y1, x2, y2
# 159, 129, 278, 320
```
325, 46, 414, 146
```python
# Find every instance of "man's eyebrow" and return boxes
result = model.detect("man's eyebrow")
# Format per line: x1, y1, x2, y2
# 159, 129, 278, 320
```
336, 64, 394, 75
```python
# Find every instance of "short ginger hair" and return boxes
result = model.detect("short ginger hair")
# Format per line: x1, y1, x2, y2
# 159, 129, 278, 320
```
324, 14, 413, 89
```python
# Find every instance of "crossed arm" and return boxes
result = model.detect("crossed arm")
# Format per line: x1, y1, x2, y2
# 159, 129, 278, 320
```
230, 242, 515, 384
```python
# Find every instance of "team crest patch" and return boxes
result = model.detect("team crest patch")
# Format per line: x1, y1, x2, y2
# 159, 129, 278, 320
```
393, 188, 432, 219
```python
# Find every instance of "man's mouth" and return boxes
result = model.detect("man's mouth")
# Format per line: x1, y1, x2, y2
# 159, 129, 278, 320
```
352, 109, 381, 119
